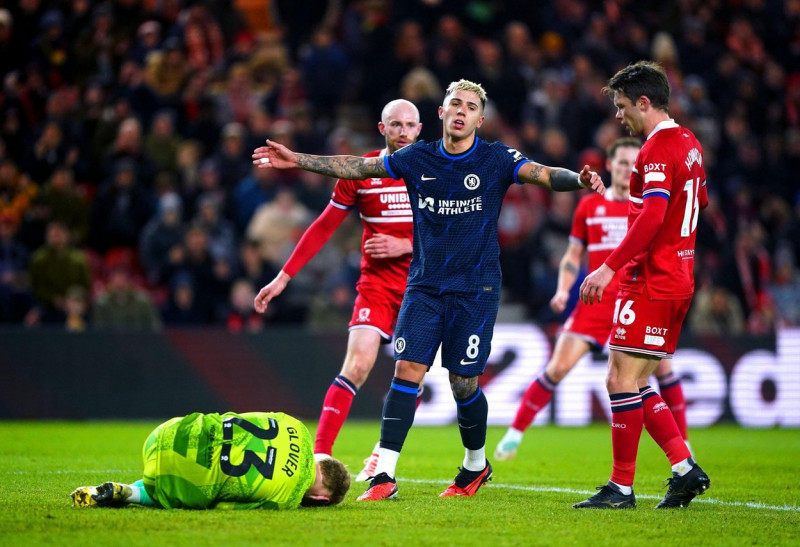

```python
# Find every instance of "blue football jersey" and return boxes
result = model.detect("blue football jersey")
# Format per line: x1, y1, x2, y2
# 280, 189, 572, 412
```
383, 137, 532, 294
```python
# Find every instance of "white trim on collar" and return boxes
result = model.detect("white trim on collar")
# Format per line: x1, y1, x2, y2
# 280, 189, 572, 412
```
647, 119, 679, 140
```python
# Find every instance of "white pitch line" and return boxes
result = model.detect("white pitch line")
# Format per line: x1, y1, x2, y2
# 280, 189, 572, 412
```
390, 477, 800, 513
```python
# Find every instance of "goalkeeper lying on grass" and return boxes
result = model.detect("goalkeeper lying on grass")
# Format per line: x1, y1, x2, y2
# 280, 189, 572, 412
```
71, 411, 350, 510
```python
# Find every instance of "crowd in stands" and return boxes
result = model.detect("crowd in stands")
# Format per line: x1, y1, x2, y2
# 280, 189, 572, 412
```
0, 0, 798, 335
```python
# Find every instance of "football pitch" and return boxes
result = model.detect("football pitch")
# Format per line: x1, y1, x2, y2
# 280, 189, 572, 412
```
1, 421, 797, 546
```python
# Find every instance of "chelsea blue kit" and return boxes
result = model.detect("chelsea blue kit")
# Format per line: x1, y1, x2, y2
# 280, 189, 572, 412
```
383, 137, 532, 375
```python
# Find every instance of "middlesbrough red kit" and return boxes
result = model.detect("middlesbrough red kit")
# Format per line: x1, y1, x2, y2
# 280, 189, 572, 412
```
330, 149, 412, 338
563, 192, 629, 346
606, 121, 708, 357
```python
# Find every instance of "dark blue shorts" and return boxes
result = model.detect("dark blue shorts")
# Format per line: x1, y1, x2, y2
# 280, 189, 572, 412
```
392, 288, 500, 376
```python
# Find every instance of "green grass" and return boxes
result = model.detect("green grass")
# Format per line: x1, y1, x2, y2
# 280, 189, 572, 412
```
0, 421, 797, 546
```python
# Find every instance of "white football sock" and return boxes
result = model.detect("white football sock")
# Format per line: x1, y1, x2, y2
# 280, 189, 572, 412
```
672, 457, 694, 476
375, 448, 400, 478
463, 447, 486, 471
609, 480, 632, 495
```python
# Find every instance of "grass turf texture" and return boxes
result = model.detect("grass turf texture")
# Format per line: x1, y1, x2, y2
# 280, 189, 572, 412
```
0, 421, 797, 546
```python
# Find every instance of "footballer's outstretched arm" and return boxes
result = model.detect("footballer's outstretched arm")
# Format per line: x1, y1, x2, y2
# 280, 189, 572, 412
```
518, 162, 605, 195
252, 139, 389, 180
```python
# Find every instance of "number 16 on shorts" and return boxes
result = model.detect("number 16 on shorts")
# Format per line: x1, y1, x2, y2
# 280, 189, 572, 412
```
608, 290, 692, 359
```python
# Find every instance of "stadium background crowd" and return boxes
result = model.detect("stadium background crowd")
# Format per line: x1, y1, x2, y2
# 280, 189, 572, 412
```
0, 0, 798, 336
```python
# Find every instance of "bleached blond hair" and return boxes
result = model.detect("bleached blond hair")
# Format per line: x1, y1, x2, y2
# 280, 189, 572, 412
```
444, 79, 487, 110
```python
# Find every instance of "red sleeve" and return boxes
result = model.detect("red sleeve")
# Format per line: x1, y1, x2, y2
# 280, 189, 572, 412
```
282, 204, 350, 277
605, 196, 669, 272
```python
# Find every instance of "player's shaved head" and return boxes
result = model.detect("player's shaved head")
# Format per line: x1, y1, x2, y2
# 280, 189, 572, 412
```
381, 99, 420, 124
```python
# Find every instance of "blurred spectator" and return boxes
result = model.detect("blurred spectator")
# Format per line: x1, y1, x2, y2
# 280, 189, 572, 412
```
0, 8, 19, 77
718, 223, 774, 333
235, 238, 279, 291
180, 3, 225, 72
498, 184, 546, 307
15, 192, 53, 253
163, 223, 230, 324
90, 158, 154, 253
161, 270, 206, 325
299, 25, 351, 123
232, 162, 280, 230
0, 212, 33, 323
472, 38, 526, 127
143, 110, 183, 174
72, 2, 119, 88
102, 116, 160, 189
212, 122, 253, 193
225, 278, 263, 332
174, 140, 204, 196
30, 9, 72, 89
92, 265, 162, 331
399, 67, 443, 142
292, 169, 334, 214
769, 249, 800, 327
215, 63, 263, 126
182, 158, 227, 220
27, 220, 92, 325
529, 191, 576, 322
39, 166, 89, 246
246, 188, 312, 266
63, 284, 89, 332
142, 37, 190, 111
139, 192, 185, 285
193, 192, 238, 265
689, 284, 746, 335
131, 20, 163, 66
0, 159, 38, 228
24, 120, 73, 184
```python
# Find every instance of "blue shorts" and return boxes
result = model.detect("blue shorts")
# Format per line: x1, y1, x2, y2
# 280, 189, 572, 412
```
392, 288, 500, 376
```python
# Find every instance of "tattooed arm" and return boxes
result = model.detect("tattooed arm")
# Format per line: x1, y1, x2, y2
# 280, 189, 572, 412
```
550, 240, 585, 314
252, 139, 389, 179
517, 162, 605, 195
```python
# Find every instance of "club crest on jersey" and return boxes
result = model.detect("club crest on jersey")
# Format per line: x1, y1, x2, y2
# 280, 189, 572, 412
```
394, 337, 406, 353
464, 174, 480, 190
358, 308, 370, 322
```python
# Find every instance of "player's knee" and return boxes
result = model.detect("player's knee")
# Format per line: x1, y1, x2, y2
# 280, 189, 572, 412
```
449, 374, 478, 400
394, 360, 427, 383
341, 358, 374, 387
546, 362, 572, 384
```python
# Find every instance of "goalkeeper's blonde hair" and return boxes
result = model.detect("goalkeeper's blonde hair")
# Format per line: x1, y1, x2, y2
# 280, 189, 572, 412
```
444, 79, 487, 110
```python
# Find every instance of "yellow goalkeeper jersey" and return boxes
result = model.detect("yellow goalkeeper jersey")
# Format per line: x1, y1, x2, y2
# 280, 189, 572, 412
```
141, 411, 314, 510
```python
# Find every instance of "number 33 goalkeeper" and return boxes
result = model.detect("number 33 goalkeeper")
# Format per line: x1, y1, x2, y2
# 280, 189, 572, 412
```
71, 411, 351, 510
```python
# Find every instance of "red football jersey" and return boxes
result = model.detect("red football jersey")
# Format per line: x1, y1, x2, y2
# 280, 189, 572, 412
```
616, 121, 707, 300
331, 149, 412, 293
571, 192, 630, 275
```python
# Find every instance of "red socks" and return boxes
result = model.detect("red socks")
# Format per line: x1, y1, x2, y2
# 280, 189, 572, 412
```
640, 385, 691, 465
609, 392, 643, 487
657, 372, 688, 440
314, 375, 357, 455
511, 372, 556, 431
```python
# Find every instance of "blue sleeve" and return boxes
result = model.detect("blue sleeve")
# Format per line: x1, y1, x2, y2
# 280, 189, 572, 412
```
383, 155, 400, 180
512, 159, 533, 185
